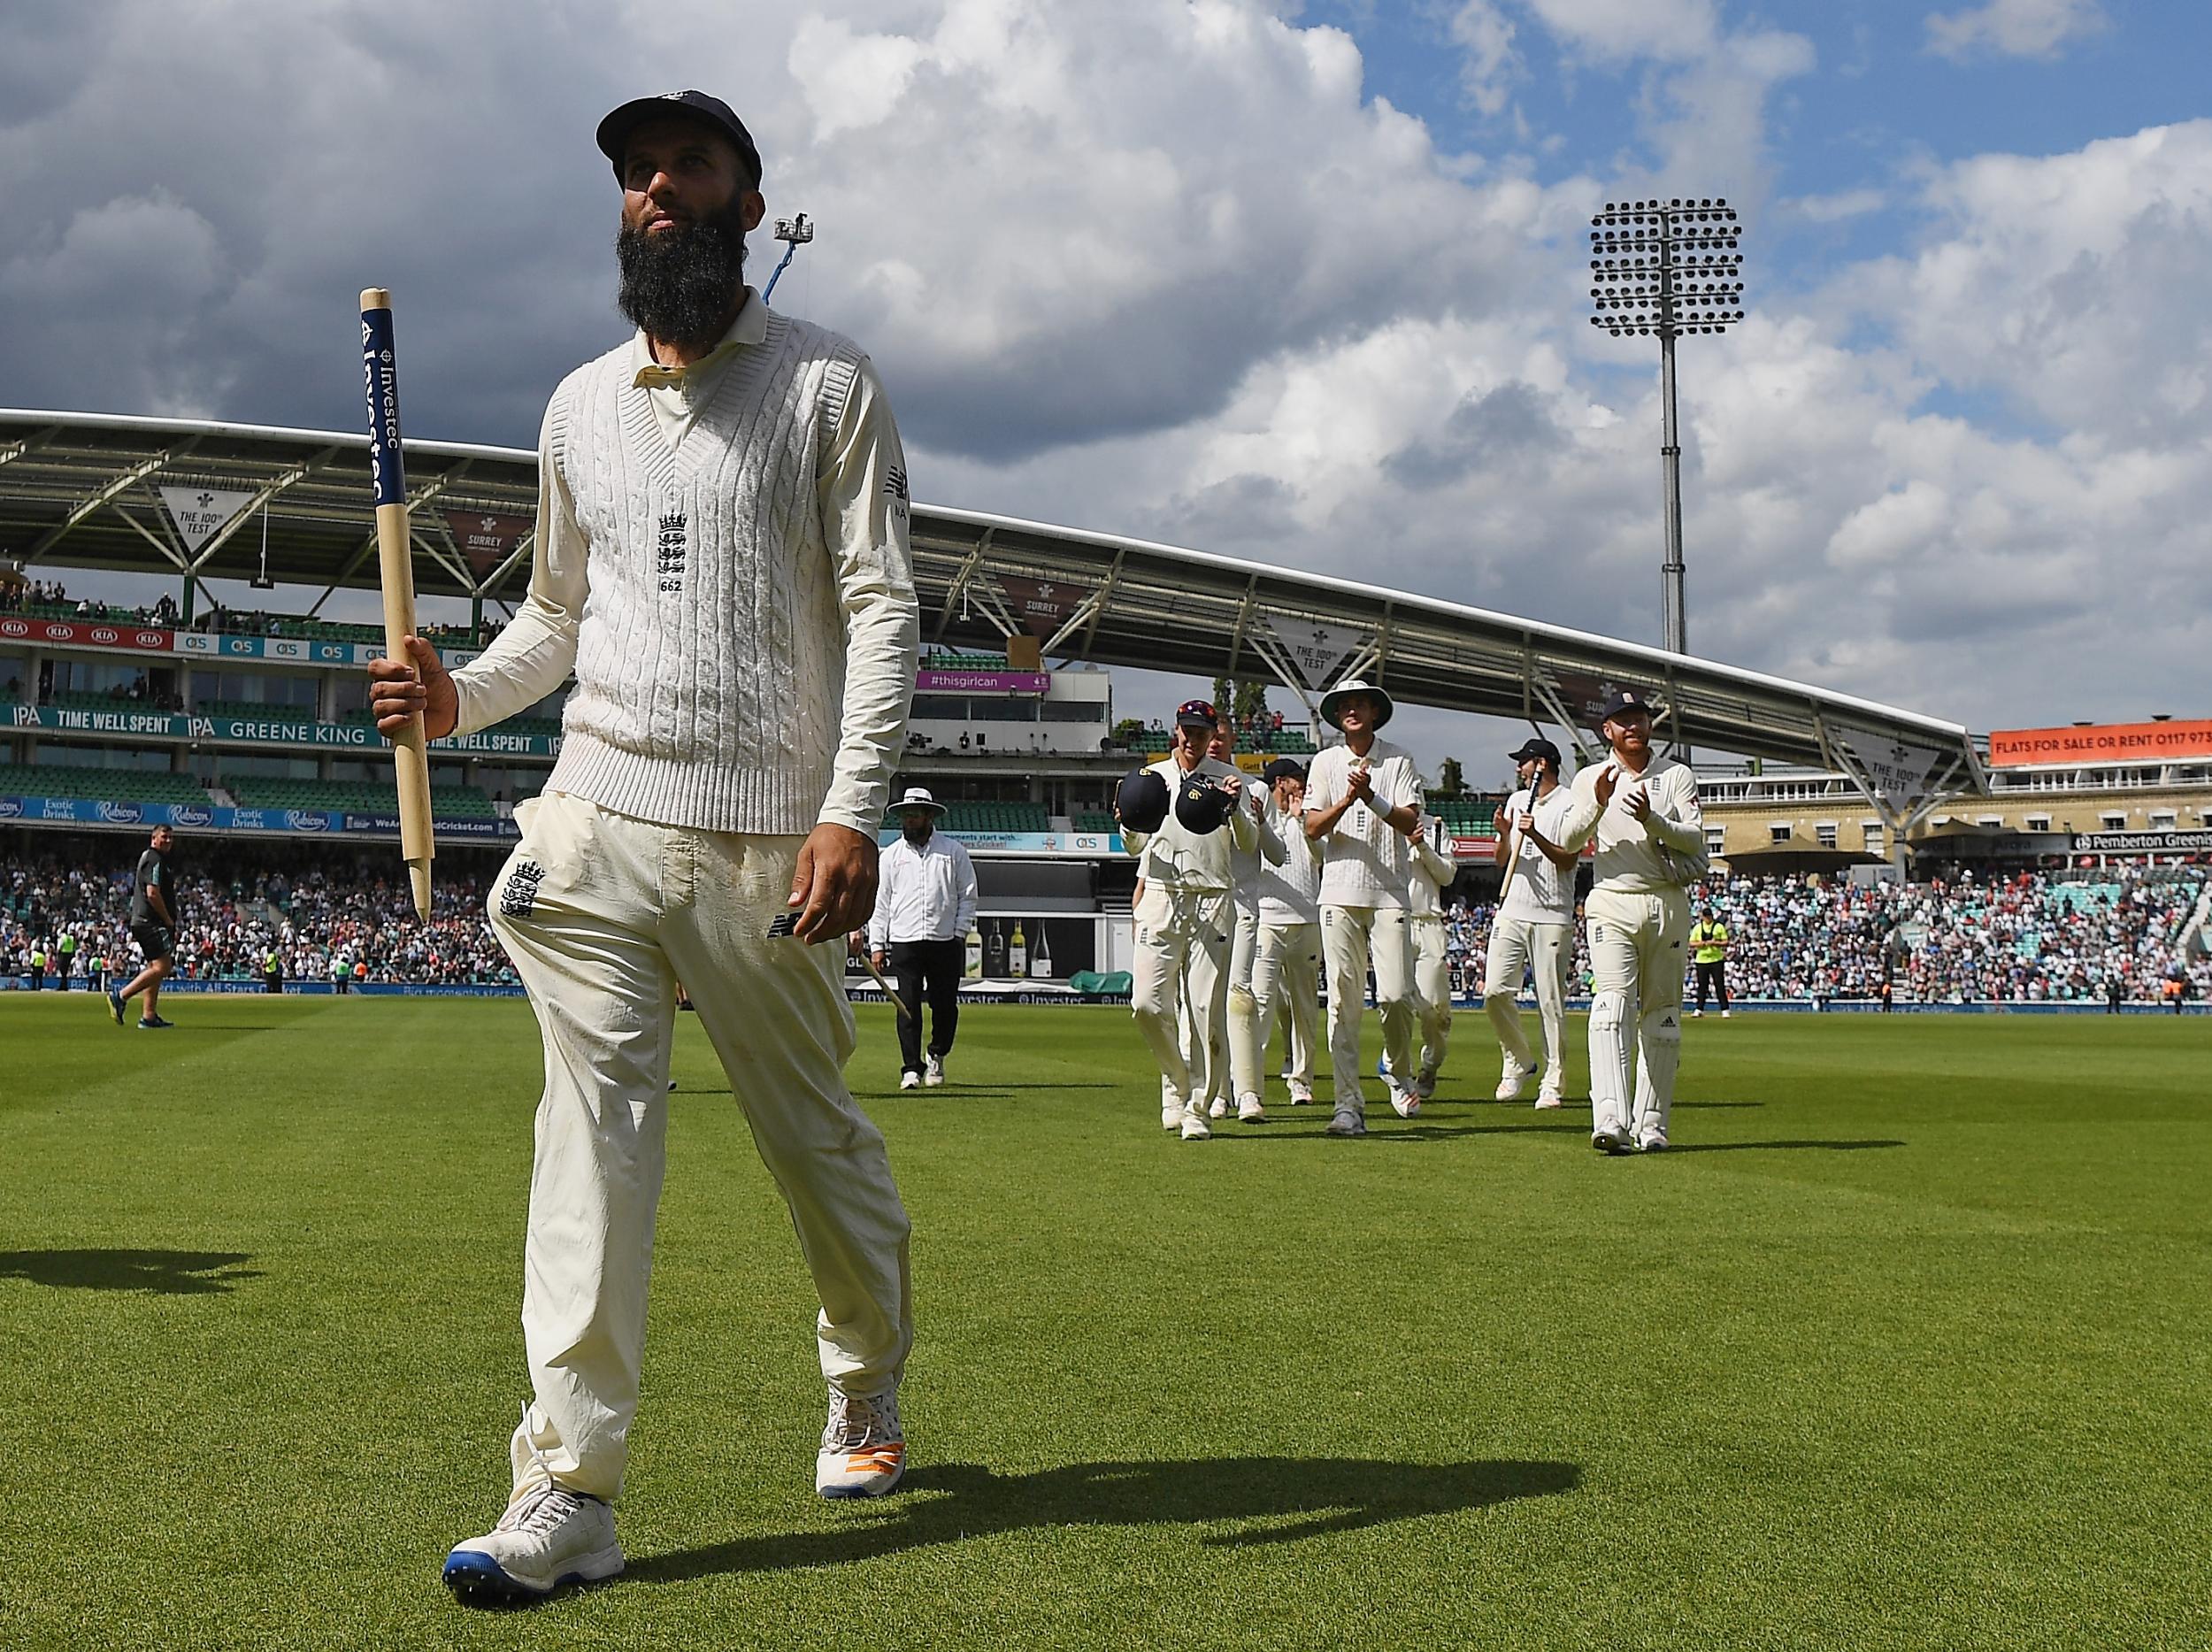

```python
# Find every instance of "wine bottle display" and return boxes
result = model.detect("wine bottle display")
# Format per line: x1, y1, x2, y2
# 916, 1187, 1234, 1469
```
1031, 926, 1052, 978
1009, 920, 1027, 977
964, 925, 982, 979
986, 919, 1007, 978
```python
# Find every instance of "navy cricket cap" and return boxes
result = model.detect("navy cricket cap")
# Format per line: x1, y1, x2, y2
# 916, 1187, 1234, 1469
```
1174, 770, 1239, 836
1597, 688, 1655, 724
1508, 737, 1562, 766
598, 91, 763, 188
1261, 757, 1307, 785
1115, 766, 1171, 834
1174, 698, 1218, 728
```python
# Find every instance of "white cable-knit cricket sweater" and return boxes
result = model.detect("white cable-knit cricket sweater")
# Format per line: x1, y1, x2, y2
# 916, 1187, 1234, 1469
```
449, 296, 918, 836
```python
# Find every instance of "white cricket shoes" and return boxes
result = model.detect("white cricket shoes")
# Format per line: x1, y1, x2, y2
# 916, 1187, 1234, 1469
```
1386, 1077, 1421, 1118
1592, 1128, 1632, 1155
1207, 1094, 1230, 1118
1533, 1088, 1564, 1110
900, 1071, 921, 1091
1495, 1061, 1534, 1102
1637, 1132, 1669, 1153
1286, 1078, 1315, 1105
817, 1384, 906, 1499
1162, 1099, 1183, 1131
924, 1053, 946, 1087
1235, 1092, 1265, 1123
1180, 1106, 1212, 1141
442, 1483, 623, 1603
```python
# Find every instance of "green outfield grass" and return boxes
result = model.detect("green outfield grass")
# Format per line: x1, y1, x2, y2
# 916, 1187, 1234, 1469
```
1, 995, 2206, 1650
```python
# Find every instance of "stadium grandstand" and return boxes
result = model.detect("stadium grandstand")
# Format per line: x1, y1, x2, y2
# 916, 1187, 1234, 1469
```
2, 408, 2205, 1003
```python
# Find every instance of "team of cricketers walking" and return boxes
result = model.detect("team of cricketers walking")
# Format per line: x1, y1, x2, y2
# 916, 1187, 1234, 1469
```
1123, 681, 1709, 1154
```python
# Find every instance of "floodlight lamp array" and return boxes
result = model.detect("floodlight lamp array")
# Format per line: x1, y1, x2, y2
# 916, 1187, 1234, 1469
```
1586, 197, 1746, 337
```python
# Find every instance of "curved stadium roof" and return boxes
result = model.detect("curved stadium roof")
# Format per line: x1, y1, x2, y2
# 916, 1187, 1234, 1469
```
0, 409, 1985, 801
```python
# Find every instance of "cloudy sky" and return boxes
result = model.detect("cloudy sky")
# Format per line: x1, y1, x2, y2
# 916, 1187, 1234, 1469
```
3, 0, 2205, 779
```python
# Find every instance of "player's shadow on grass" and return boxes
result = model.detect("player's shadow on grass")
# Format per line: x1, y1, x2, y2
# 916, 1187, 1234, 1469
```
633, 1456, 1578, 1581
0, 1249, 261, 1294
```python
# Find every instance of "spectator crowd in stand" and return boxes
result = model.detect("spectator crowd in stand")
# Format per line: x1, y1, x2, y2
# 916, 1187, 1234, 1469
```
3, 847, 518, 988
2, 849, 2203, 1003
1438, 867, 2208, 1006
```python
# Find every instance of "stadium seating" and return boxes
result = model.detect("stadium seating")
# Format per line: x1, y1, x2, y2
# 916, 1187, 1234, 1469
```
196, 699, 325, 722
1121, 727, 1317, 757
1432, 799, 1499, 834
1072, 811, 1117, 833
0, 763, 211, 803
920, 650, 1011, 670
35, 690, 173, 713
936, 799, 1049, 834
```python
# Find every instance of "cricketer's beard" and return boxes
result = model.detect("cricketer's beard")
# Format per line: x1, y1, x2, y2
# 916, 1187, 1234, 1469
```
901, 822, 934, 845
615, 201, 749, 353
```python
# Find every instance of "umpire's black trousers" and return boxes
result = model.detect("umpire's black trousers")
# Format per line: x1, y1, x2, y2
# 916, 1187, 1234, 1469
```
1694, 960, 1728, 1011
888, 937, 964, 1075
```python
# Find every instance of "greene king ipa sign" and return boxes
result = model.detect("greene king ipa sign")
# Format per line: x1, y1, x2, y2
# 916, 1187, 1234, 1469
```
1987, 720, 2212, 767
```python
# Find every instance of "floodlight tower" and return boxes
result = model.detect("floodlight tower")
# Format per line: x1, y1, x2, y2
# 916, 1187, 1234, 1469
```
1588, 198, 1744, 656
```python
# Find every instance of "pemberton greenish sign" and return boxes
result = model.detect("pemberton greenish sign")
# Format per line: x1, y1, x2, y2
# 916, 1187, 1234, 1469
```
4, 702, 557, 758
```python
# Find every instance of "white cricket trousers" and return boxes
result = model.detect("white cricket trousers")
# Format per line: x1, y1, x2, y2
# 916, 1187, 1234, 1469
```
1484, 917, 1573, 1091
1132, 883, 1233, 1106
1224, 899, 1267, 1100
1320, 903, 1417, 1112
1252, 920, 1320, 1088
1409, 914, 1452, 1078
488, 791, 913, 1502
1585, 887, 1691, 1144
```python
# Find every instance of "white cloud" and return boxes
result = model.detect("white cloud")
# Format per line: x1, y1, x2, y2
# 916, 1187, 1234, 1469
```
1848, 121, 2212, 446
1781, 188, 1886, 224
1450, 1, 1522, 117
1521, 0, 1720, 64
1925, 0, 2108, 61
0, 0, 2205, 764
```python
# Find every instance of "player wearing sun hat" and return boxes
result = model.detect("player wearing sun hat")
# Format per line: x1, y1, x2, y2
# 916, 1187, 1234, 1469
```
1302, 678, 1424, 1134
1119, 699, 1256, 1139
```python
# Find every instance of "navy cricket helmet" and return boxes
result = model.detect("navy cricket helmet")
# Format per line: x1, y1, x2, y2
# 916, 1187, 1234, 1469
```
1174, 769, 1240, 835
1115, 765, 1171, 834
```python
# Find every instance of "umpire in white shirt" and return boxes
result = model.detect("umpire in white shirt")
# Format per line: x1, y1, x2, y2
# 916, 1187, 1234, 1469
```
1302, 678, 1424, 1133
869, 788, 979, 1090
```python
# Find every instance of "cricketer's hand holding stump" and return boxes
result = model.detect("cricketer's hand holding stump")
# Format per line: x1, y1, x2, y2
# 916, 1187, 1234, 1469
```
425, 88, 921, 1608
